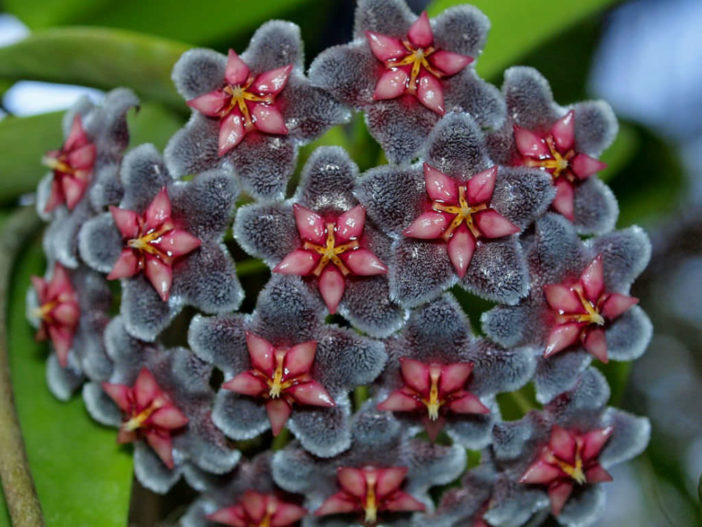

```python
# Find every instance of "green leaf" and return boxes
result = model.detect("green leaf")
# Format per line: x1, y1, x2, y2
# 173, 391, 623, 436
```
4, 0, 318, 46
0, 103, 184, 204
428, 0, 621, 80
5, 237, 133, 526
0, 28, 189, 109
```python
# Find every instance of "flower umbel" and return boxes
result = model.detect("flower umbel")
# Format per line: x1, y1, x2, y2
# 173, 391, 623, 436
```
207, 490, 307, 527
315, 466, 425, 525
187, 49, 292, 156
366, 11, 472, 114
404, 164, 519, 277
519, 425, 613, 516
223, 332, 335, 436
274, 204, 388, 314
102, 367, 189, 469
30, 263, 80, 368
108, 187, 201, 302
42, 115, 96, 212
544, 254, 639, 362
513, 110, 607, 221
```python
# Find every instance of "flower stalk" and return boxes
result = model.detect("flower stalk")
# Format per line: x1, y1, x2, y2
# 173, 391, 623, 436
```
0, 206, 45, 527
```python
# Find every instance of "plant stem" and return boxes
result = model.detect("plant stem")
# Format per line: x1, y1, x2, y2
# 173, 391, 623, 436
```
236, 258, 268, 277
0, 206, 44, 527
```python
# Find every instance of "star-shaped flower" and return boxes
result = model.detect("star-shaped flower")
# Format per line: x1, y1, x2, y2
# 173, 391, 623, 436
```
181, 452, 306, 527
224, 332, 335, 436
83, 318, 240, 493
234, 146, 405, 338
309, 0, 504, 163
377, 358, 489, 440
374, 295, 534, 447
189, 275, 387, 458
403, 164, 519, 278
42, 115, 96, 213
543, 255, 638, 363
356, 112, 554, 308
30, 263, 79, 368
366, 11, 473, 115
486, 369, 650, 526
37, 88, 139, 270
79, 145, 243, 341
513, 111, 607, 221
519, 425, 613, 516
207, 490, 307, 527
482, 214, 652, 402
108, 188, 201, 302
166, 21, 349, 199
102, 367, 189, 469
187, 50, 292, 156
315, 466, 425, 525
274, 204, 388, 314
272, 405, 466, 527
27, 263, 114, 401
487, 67, 618, 234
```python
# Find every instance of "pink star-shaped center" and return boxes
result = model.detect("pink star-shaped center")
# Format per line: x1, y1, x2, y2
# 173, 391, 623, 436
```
42, 115, 96, 212
102, 368, 189, 469
513, 110, 607, 221
543, 254, 638, 363
108, 188, 201, 302
223, 332, 335, 436
365, 11, 473, 114
403, 164, 519, 278
377, 358, 489, 441
206, 490, 307, 527
520, 425, 613, 516
274, 204, 388, 314
187, 49, 292, 156
31, 263, 80, 368
315, 466, 425, 525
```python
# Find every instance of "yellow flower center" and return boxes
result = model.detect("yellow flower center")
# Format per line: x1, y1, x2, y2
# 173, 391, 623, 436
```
432, 186, 487, 241
303, 222, 360, 277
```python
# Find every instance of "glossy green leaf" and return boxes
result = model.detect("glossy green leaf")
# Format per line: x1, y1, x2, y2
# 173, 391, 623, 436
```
428, 0, 621, 80
0, 28, 188, 109
0, 103, 184, 204
4, 0, 318, 46
3, 236, 133, 526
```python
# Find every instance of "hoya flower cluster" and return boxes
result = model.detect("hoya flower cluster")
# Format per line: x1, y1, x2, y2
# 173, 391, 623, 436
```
28, 1, 652, 526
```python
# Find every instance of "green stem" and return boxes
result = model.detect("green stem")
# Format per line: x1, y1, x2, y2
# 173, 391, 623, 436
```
509, 389, 532, 416
236, 258, 268, 277
271, 427, 290, 451
0, 206, 44, 526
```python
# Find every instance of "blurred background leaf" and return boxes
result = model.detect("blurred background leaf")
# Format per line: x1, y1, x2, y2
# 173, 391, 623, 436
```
0, 103, 183, 204
0, 223, 133, 527
0, 28, 188, 109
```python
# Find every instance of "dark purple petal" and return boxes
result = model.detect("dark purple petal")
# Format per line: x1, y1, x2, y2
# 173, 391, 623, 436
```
599, 409, 650, 468
559, 485, 605, 527
587, 225, 651, 292
287, 395, 352, 458
120, 144, 173, 212
341, 275, 407, 338
188, 314, 248, 376
46, 353, 83, 401
42, 200, 93, 269
172, 48, 227, 100
240, 20, 304, 73
443, 69, 505, 131
491, 167, 554, 229
308, 42, 378, 107
133, 441, 182, 494
120, 274, 175, 341
501, 66, 560, 132
534, 350, 592, 404
353, 0, 414, 39
78, 212, 122, 274
295, 146, 359, 213
480, 304, 531, 348
573, 100, 619, 157
212, 390, 271, 440
432, 5, 489, 57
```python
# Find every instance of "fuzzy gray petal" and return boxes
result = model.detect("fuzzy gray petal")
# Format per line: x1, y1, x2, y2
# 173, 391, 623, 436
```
172, 48, 226, 101
295, 146, 359, 213
133, 441, 181, 494
572, 100, 618, 157
233, 202, 297, 264
82, 382, 123, 427
354, 164, 426, 236
212, 390, 270, 440
605, 306, 652, 362
390, 238, 457, 308
340, 275, 407, 338
462, 237, 528, 305
443, 69, 505, 131
492, 167, 555, 229
120, 144, 173, 212
353, 0, 414, 38
534, 351, 592, 404
78, 212, 122, 274
433, 5, 490, 57
599, 409, 650, 468
424, 111, 493, 179
287, 394, 352, 458
188, 314, 248, 376
46, 353, 83, 401
573, 178, 619, 236
502, 66, 560, 131
120, 274, 176, 342
241, 20, 304, 72
587, 225, 651, 292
